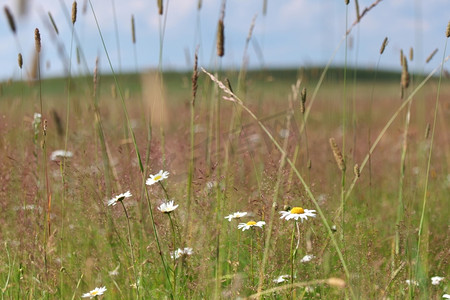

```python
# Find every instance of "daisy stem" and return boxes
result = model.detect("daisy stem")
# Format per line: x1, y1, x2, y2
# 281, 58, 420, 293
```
168, 213, 177, 295
237, 229, 241, 273
119, 200, 139, 298
159, 181, 170, 202
250, 230, 254, 287
290, 224, 296, 299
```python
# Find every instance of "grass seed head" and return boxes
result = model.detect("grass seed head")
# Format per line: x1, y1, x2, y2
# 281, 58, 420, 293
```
34, 28, 41, 53
400, 49, 404, 67
76, 47, 80, 64
158, 0, 163, 15
300, 87, 307, 113
353, 164, 360, 178
425, 48, 438, 63
71, 1, 77, 24
131, 15, 136, 44
446, 20, 450, 38
327, 277, 346, 288
4, 6, 16, 34
401, 55, 409, 89
93, 57, 99, 96
409, 47, 413, 61
18, 53, 23, 69
217, 19, 225, 57
329, 138, 346, 171
424, 123, 430, 139
380, 37, 388, 54
192, 48, 199, 105
48, 12, 59, 34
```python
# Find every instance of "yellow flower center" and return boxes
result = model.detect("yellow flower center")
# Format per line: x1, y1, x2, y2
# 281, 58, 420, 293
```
247, 221, 257, 226
154, 175, 162, 181
91, 291, 98, 295
290, 207, 304, 214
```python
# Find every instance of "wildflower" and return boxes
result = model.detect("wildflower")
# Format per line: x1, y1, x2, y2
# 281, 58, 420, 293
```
146, 170, 169, 186
171, 247, 193, 259
300, 254, 315, 263
237, 220, 265, 231
50, 150, 73, 161
273, 274, 292, 284
224, 211, 248, 221
279, 207, 316, 222
107, 191, 132, 206
158, 200, 178, 213
431, 276, 444, 285
405, 279, 419, 286
32, 112, 41, 131
82, 286, 107, 298
109, 264, 120, 276
443, 294, 450, 299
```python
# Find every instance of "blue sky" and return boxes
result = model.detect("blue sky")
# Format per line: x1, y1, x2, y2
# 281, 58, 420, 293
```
0, 0, 449, 80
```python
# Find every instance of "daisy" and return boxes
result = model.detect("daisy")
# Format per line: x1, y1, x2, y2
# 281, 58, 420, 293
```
443, 294, 450, 299
405, 279, 419, 286
431, 276, 444, 285
237, 220, 265, 231
82, 286, 107, 298
171, 247, 193, 259
300, 254, 315, 263
158, 200, 178, 213
107, 191, 132, 206
279, 207, 316, 222
273, 274, 291, 284
50, 150, 73, 161
224, 211, 248, 221
146, 170, 169, 186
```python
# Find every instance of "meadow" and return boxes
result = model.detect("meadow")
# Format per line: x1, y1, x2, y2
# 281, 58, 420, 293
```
0, 1, 449, 299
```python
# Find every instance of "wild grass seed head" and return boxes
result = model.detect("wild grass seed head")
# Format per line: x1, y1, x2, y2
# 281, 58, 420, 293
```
329, 138, 346, 171
4, 6, 16, 34
34, 28, 41, 53
18, 53, 23, 69
48, 12, 59, 34
71, 1, 77, 24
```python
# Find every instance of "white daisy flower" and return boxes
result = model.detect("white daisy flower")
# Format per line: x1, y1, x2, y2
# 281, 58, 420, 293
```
50, 150, 73, 161
300, 254, 315, 263
431, 276, 444, 285
107, 191, 132, 206
183, 247, 193, 256
279, 207, 316, 222
158, 200, 178, 213
443, 294, 450, 299
171, 247, 193, 259
82, 286, 107, 298
237, 220, 265, 231
273, 275, 291, 284
405, 279, 419, 286
224, 211, 248, 221
146, 170, 169, 186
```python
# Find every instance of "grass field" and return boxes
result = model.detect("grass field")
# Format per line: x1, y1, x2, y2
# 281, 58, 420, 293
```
0, 1, 449, 299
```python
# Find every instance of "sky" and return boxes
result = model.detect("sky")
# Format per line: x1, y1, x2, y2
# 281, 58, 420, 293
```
0, 0, 449, 80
